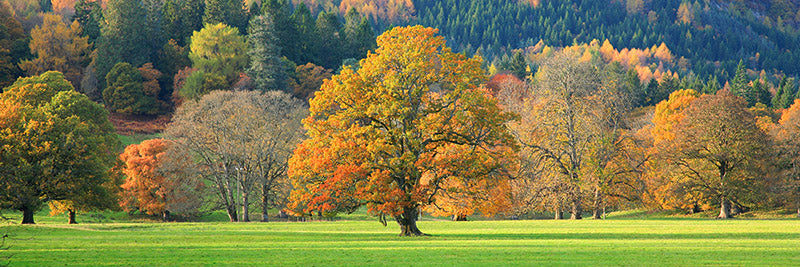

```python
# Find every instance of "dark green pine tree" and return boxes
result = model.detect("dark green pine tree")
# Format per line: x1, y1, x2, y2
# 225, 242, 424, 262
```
315, 11, 344, 69
703, 75, 720, 94
289, 3, 318, 65
730, 60, 751, 100
163, 0, 205, 46
204, 0, 248, 33
749, 79, 771, 106
247, 14, 286, 93
262, 0, 297, 63
95, 0, 151, 88
500, 51, 528, 79
343, 8, 375, 60
774, 77, 798, 109
72, 0, 103, 45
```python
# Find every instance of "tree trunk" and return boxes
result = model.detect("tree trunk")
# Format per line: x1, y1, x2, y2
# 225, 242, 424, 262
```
451, 214, 467, 221
396, 206, 425, 236
570, 196, 583, 220
21, 206, 35, 224
68, 209, 77, 224
226, 205, 238, 222
592, 187, 602, 219
162, 210, 170, 222
718, 196, 732, 219
241, 191, 250, 222
261, 186, 269, 222
554, 207, 563, 220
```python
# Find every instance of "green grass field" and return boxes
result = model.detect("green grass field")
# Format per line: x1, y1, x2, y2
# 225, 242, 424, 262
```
1, 210, 799, 266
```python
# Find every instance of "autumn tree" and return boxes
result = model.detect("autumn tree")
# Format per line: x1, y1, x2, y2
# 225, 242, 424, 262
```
167, 90, 305, 222
511, 50, 605, 220
288, 26, 516, 236
0, 71, 119, 224
664, 91, 770, 218
287, 63, 331, 101
772, 99, 800, 217
19, 13, 89, 89
119, 139, 204, 221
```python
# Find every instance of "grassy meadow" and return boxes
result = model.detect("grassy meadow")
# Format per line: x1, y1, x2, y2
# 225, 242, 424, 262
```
0, 210, 799, 266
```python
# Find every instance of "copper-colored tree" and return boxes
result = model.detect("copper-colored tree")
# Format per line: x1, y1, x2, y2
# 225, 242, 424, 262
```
665, 91, 770, 218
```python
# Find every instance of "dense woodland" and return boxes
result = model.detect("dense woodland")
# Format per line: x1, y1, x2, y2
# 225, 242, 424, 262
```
2, 0, 800, 236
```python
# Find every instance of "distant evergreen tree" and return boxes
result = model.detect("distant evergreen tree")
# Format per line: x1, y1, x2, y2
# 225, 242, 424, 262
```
204, 0, 248, 34
72, 0, 103, 45
315, 11, 344, 69
247, 14, 286, 93
95, 0, 151, 88
163, 0, 205, 46
290, 3, 318, 65
729, 60, 751, 100
262, 0, 298, 63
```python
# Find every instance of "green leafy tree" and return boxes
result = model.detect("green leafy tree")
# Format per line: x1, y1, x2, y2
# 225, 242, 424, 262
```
72, 0, 103, 45
0, 2, 28, 89
0, 71, 119, 224
185, 23, 247, 97
95, 0, 151, 87
102, 62, 162, 115
247, 14, 286, 92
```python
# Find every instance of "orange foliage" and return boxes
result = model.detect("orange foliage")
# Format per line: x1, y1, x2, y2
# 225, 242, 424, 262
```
119, 139, 169, 215
288, 26, 516, 234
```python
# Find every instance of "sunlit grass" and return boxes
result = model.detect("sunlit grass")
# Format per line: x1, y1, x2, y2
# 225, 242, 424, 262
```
1, 209, 798, 266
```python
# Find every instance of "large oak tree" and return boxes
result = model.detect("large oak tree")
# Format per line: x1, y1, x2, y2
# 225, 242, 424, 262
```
288, 26, 516, 236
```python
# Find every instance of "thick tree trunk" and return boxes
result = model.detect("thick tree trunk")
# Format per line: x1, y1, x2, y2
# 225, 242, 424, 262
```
162, 210, 170, 222
718, 196, 732, 219
68, 209, 77, 224
21, 206, 35, 224
241, 191, 250, 222
451, 214, 467, 221
226, 205, 238, 222
396, 206, 425, 236
554, 207, 563, 220
570, 196, 583, 220
261, 186, 269, 222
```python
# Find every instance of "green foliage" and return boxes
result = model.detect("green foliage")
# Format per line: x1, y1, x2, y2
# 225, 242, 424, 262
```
102, 62, 161, 115
179, 70, 226, 101
72, 0, 103, 45
0, 71, 119, 224
0, 1, 28, 89
246, 14, 286, 92
162, 0, 205, 46
188, 23, 247, 90
95, 0, 152, 87
203, 0, 248, 34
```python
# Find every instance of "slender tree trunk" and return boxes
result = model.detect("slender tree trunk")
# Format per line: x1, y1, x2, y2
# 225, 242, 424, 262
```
554, 206, 563, 220
68, 209, 77, 224
571, 195, 583, 220
396, 206, 424, 236
718, 196, 732, 219
21, 206, 35, 224
592, 187, 602, 219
